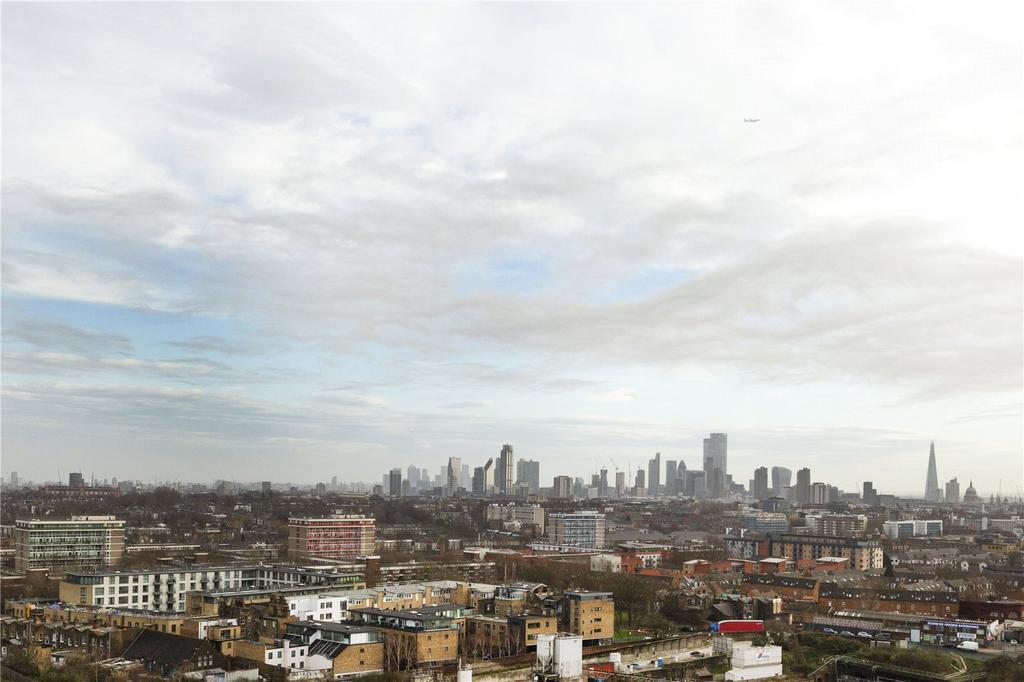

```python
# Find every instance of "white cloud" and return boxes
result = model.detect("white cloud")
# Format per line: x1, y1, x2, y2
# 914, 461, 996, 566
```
1, 2, 1020, 490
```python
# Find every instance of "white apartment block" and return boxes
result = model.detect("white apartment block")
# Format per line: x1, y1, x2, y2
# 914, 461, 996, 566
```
883, 520, 944, 539
547, 511, 606, 548
60, 564, 354, 613
485, 504, 546, 533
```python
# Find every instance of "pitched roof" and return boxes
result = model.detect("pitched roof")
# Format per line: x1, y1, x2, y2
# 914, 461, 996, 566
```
308, 639, 346, 659
122, 629, 211, 666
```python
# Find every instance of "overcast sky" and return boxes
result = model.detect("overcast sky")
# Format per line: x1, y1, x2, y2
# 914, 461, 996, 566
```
2, 2, 1021, 495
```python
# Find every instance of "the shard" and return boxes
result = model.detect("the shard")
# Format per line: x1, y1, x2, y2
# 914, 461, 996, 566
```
925, 441, 942, 501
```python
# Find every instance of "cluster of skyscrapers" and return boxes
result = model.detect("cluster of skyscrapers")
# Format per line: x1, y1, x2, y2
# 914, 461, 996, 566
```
382, 444, 542, 498
378, 437, 970, 504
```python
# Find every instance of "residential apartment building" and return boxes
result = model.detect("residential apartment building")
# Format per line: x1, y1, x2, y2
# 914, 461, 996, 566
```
235, 637, 310, 673
766, 534, 883, 571
740, 512, 790, 534
285, 621, 384, 677
547, 511, 605, 548
562, 591, 614, 643
60, 564, 362, 613
510, 613, 559, 649
486, 504, 545, 533
516, 460, 541, 492
883, 520, 944, 539
348, 605, 471, 669
14, 516, 125, 574
553, 476, 572, 499
803, 513, 869, 537
817, 583, 958, 617
283, 581, 473, 622
288, 514, 375, 561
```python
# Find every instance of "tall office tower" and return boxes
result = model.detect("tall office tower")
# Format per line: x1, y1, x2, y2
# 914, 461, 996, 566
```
496, 444, 515, 495
795, 468, 812, 504
69, 472, 85, 488
810, 481, 828, 505
482, 457, 495, 494
702, 433, 727, 498
573, 477, 585, 497
863, 481, 877, 506
615, 471, 625, 497
770, 467, 792, 496
9, 472, 18, 488
648, 452, 661, 495
331, 475, 338, 490
472, 467, 486, 495
710, 469, 726, 499
635, 469, 646, 489
674, 459, 687, 493
599, 469, 609, 497
446, 457, 462, 496
462, 464, 471, 489
925, 442, 942, 502
553, 475, 572, 499
753, 467, 769, 500
517, 459, 540, 492
407, 465, 421, 491
388, 468, 402, 497
945, 478, 960, 504
683, 470, 706, 497
665, 460, 678, 492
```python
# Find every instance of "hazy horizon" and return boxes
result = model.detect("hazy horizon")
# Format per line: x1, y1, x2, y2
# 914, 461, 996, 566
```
2, 3, 1021, 494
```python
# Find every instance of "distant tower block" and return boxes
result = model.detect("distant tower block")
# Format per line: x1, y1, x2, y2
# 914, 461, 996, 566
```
924, 442, 942, 502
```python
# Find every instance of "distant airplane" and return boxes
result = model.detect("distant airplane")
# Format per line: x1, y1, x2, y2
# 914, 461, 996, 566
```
744, 118, 760, 123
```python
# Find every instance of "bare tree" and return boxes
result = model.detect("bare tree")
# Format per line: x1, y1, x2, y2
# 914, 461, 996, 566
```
384, 632, 418, 671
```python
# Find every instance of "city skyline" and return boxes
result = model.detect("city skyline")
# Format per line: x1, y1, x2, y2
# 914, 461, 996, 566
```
12, 439, 1011, 501
2, 4, 1021, 491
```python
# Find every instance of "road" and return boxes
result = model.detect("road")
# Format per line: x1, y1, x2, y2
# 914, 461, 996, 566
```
618, 643, 716, 672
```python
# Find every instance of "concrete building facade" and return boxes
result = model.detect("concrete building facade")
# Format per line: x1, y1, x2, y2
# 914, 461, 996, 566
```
14, 516, 125, 574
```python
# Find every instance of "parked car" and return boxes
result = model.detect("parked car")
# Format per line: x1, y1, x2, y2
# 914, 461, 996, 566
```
690, 651, 704, 658
857, 632, 872, 638
823, 628, 837, 634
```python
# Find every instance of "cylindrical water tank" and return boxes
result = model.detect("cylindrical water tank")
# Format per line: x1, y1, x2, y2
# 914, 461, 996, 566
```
457, 666, 472, 682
